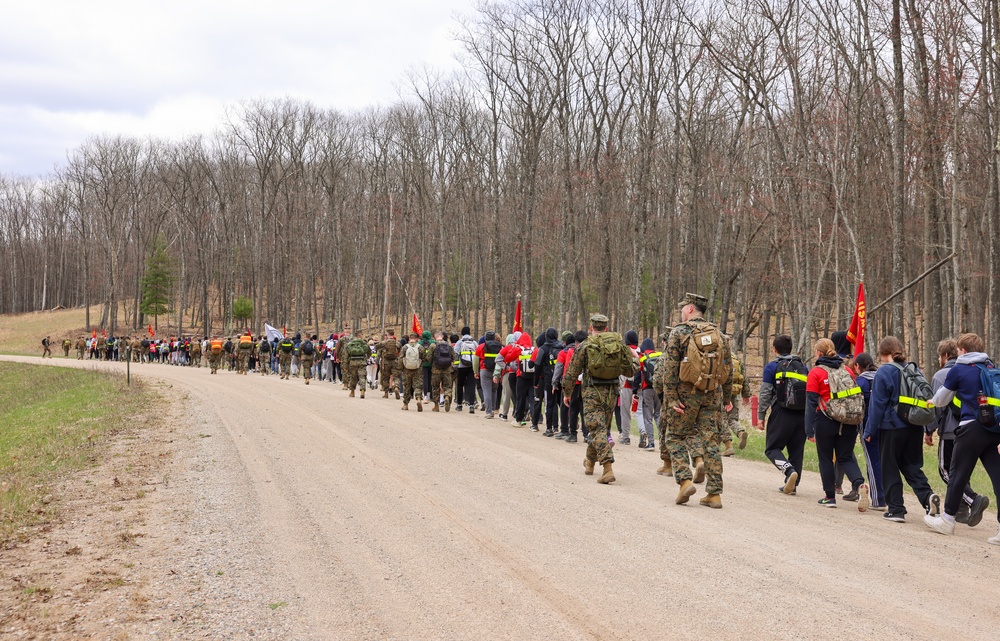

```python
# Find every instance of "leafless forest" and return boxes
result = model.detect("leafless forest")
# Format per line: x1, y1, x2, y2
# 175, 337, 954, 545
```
2, 0, 1000, 368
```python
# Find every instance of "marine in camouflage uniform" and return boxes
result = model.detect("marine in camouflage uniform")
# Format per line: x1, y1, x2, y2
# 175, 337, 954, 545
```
719, 355, 752, 456
653, 293, 733, 508
236, 334, 254, 374
257, 339, 272, 375
561, 314, 639, 484
189, 338, 202, 368
62, 338, 72, 357
399, 334, 426, 410
343, 333, 369, 397
429, 338, 456, 411
277, 337, 295, 379
76, 337, 87, 360
377, 331, 402, 398
300, 336, 316, 384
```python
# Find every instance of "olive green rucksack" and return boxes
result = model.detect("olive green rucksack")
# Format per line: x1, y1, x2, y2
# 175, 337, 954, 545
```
346, 338, 369, 360
584, 332, 636, 382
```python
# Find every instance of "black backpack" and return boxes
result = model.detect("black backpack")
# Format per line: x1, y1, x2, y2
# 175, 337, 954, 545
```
260, 340, 271, 353
774, 357, 809, 411
483, 340, 502, 371
301, 340, 315, 356
280, 339, 294, 354
432, 342, 454, 369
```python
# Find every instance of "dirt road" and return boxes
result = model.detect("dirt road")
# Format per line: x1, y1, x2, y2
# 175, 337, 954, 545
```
4, 355, 999, 640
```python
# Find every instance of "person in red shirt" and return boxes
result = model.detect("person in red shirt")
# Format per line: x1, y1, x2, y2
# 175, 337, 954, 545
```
805, 337, 866, 508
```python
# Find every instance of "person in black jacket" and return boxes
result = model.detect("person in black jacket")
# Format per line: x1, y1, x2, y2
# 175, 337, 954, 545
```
534, 328, 563, 435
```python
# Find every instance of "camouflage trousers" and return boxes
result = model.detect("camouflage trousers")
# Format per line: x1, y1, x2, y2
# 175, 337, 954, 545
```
663, 389, 724, 495
344, 360, 367, 391
380, 359, 400, 392
279, 353, 292, 377
190, 352, 201, 368
301, 356, 314, 381
400, 368, 423, 403
715, 404, 743, 442
208, 352, 221, 372
430, 368, 454, 405
238, 348, 252, 373
258, 352, 271, 374
583, 384, 619, 466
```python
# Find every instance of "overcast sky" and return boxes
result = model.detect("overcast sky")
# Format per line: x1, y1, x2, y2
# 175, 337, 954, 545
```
0, 0, 471, 177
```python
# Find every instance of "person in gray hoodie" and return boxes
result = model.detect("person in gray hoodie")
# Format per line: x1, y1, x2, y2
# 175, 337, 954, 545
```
925, 333, 1000, 544
929, 338, 989, 526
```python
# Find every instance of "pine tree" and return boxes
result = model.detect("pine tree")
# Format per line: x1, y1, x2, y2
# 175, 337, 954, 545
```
232, 296, 254, 328
140, 236, 173, 332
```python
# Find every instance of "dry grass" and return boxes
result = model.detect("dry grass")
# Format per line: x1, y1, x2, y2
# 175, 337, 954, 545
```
0, 307, 97, 356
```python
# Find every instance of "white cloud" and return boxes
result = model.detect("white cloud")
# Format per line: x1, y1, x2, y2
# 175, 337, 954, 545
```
0, 0, 470, 176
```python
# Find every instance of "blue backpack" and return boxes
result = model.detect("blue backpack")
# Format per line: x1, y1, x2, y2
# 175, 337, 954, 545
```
975, 363, 1000, 432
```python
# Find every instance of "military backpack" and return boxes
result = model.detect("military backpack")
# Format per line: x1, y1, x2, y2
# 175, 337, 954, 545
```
279, 339, 294, 354
432, 342, 454, 369
382, 339, 399, 360
300, 339, 315, 356
346, 338, 369, 360
818, 365, 864, 425
584, 332, 635, 383
402, 343, 422, 370
678, 321, 730, 392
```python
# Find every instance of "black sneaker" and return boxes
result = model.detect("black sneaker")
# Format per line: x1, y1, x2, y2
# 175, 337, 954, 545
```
566, 434, 578, 443
529, 425, 539, 432
456, 404, 463, 412
543, 429, 554, 437
956, 503, 971, 524
818, 497, 837, 508
843, 486, 860, 502
498, 414, 507, 421
778, 486, 797, 496
968, 495, 990, 527
469, 409, 475, 415
883, 511, 906, 523
554, 432, 568, 440
621, 437, 631, 445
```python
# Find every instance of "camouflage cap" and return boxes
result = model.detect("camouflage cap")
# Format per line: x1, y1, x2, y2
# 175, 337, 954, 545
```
590, 313, 609, 323
677, 292, 708, 309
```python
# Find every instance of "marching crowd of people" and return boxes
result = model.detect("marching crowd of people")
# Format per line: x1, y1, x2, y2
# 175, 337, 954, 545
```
46, 291, 1000, 545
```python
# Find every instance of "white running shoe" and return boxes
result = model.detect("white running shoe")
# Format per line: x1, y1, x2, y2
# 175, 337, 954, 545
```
988, 526, 1000, 546
924, 514, 955, 536
858, 484, 870, 513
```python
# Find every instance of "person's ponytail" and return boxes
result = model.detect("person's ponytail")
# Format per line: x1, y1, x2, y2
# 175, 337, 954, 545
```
878, 336, 906, 363
814, 338, 837, 358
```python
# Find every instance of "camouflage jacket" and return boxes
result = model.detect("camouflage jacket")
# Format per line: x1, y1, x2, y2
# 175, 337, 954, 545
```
652, 319, 734, 408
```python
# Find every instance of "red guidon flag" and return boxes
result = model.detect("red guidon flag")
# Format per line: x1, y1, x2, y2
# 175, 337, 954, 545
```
101, 328, 107, 338
92, 329, 97, 340
412, 313, 423, 336
512, 298, 523, 333
147, 324, 154, 338
846, 282, 866, 356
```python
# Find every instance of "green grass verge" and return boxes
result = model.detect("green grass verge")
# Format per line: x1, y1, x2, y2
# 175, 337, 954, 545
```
732, 422, 998, 508
0, 362, 151, 542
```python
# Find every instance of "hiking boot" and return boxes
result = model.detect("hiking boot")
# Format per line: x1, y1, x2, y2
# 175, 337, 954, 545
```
598, 463, 616, 484
657, 462, 673, 476
402, 402, 409, 411
722, 443, 735, 457
858, 484, 870, 512
383, 391, 389, 399
417, 402, 423, 412
566, 434, 578, 443
395, 390, 400, 400
693, 457, 705, 484
738, 430, 748, 450
676, 480, 696, 504
543, 429, 554, 437
699, 494, 722, 509
783, 471, 798, 495
349, 390, 355, 398
360, 389, 365, 399
445, 400, 451, 412
928, 493, 942, 516
923, 514, 955, 535
968, 495, 990, 527
638, 435, 647, 449
432, 403, 440, 412
584, 458, 595, 475
818, 497, 837, 508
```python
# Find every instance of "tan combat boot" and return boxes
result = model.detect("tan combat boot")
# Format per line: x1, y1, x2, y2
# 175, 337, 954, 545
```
416, 401, 423, 412
360, 388, 366, 399
598, 463, 616, 484
693, 457, 706, 484
444, 400, 451, 412
657, 461, 673, 476
305, 379, 310, 385
738, 430, 748, 450
395, 389, 400, 400
699, 494, 722, 509
676, 479, 697, 504
432, 403, 440, 412
383, 391, 389, 399
722, 441, 735, 457
402, 402, 409, 411
349, 389, 355, 398
583, 458, 595, 475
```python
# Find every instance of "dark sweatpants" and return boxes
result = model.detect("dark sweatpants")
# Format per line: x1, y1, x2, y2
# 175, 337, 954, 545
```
569, 386, 585, 439
944, 421, 1000, 520
879, 426, 934, 515
938, 437, 979, 508
455, 367, 476, 407
514, 375, 535, 423
764, 407, 806, 485
815, 420, 864, 499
